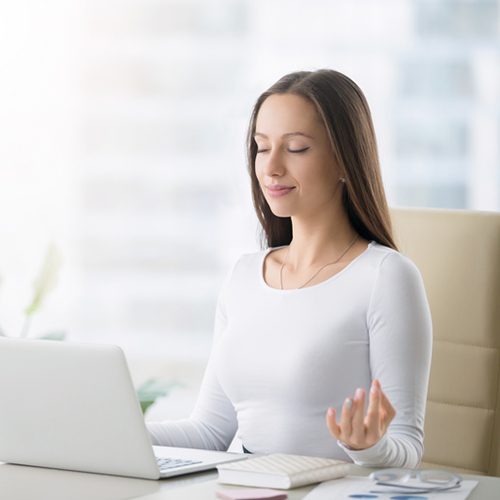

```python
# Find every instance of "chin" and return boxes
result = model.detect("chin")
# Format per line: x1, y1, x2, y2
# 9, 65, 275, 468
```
273, 211, 292, 219
267, 204, 294, 218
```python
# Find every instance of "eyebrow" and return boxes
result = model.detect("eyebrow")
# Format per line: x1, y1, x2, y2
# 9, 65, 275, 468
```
254, 132, 314, 139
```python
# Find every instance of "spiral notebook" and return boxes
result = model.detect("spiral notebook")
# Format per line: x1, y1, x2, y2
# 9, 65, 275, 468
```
217, 453, 349, 489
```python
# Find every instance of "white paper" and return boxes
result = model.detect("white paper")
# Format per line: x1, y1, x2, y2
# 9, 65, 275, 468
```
304, 475, 478, 500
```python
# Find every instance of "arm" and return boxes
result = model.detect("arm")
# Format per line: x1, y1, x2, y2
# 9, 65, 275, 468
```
328, 251, 433, 467
146, 273, 238, 451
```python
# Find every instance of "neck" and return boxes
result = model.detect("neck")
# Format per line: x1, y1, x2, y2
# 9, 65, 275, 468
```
286, 206, 356, 271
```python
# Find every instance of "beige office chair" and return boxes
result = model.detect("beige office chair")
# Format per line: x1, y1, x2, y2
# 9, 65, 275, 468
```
390, 207, 500, 477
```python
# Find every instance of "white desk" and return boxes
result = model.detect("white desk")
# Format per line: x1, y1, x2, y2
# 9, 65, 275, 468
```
0, 462, 498, 500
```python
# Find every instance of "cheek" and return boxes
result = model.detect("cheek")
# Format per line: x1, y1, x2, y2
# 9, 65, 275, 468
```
321, 167, 338, 188
254, 159, 264, 183
315, 156, 338, 183
302, 164, 337, 196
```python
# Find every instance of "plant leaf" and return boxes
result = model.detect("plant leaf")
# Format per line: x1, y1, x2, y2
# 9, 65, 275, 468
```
136, 378, 180, 414
38, 331, 66, 341
25, 243, 63, 316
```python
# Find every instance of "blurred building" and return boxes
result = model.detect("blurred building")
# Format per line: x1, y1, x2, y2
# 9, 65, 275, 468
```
0, 0, 498, 358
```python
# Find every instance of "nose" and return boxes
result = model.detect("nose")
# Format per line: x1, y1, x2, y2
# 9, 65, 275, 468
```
261, 148, 286, 177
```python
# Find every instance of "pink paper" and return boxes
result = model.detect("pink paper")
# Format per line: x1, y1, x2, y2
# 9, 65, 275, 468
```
215, 488, 288, 500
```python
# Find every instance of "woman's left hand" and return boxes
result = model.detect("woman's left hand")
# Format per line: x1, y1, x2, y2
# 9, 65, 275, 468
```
325, 379, 396, 450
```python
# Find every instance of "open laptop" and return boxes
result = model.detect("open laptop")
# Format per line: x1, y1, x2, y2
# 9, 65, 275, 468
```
0, 337, 247, 480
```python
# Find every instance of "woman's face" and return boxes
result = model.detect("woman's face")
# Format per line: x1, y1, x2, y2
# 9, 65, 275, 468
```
254, 93, 342, 219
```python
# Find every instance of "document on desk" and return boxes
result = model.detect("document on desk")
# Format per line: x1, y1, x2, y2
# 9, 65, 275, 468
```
304, 475, 478, 500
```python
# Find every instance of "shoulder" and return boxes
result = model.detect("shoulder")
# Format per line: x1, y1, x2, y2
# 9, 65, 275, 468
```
232, 246, 287, 275
367, 242, 423, 282
366, 243, 428, 312
233, 248, 268, 271
219, 247, 273, 288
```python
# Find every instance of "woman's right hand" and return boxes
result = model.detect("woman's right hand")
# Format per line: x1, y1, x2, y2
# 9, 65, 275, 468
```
325, 379, 396, 451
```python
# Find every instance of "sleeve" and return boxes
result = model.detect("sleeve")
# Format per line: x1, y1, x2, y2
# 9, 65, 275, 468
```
338, 251, 433, 467
146, 268, 238, 451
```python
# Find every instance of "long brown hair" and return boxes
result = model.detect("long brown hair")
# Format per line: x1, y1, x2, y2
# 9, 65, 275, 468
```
246, 69, 397, 251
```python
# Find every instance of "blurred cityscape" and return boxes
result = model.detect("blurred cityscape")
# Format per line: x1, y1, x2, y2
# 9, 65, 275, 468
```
0, 0, 498, 359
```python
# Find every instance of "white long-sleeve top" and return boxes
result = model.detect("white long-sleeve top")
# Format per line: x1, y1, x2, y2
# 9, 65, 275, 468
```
147, 241, 433, 467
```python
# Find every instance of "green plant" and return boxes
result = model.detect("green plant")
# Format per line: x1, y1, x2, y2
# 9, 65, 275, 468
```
21, 242, 63, 338
2, 244, 175, 411
136, 378, 181, 413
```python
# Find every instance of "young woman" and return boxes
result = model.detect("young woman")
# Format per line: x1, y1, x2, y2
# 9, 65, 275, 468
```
147, 69, 432, 467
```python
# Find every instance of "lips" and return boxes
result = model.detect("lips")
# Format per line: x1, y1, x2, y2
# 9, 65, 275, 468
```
267, 184, 293, 190
266, 185, 295, 197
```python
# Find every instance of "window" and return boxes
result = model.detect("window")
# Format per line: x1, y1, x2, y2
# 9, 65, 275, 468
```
0, 0, 498, 359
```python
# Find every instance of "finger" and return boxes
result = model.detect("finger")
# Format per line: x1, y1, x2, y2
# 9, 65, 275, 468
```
325, 407, 341, 438
350, 388, 366, 445
379, 387, 397, 426
365, 380, 382, 440
339, 397, 353, 438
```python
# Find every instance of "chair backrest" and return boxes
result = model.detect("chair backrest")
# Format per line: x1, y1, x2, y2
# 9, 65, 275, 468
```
390, 207, 500, 476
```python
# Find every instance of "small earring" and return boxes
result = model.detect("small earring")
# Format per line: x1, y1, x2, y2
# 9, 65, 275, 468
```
339, 177, 346, 183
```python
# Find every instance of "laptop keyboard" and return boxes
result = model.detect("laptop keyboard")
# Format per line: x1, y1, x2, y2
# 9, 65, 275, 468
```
156, 456, 203, 472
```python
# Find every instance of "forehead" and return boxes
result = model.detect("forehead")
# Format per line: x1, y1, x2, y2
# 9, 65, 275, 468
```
255, 93, 323, 136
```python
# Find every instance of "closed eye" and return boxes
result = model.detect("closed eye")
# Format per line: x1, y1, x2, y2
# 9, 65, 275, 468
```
256, 147, 310, 154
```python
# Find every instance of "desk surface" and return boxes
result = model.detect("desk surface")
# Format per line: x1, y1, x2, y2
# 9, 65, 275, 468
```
1, 462, 498, 500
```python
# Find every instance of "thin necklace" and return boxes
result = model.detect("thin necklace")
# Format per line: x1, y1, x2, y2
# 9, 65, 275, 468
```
280, 234, 359, 290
